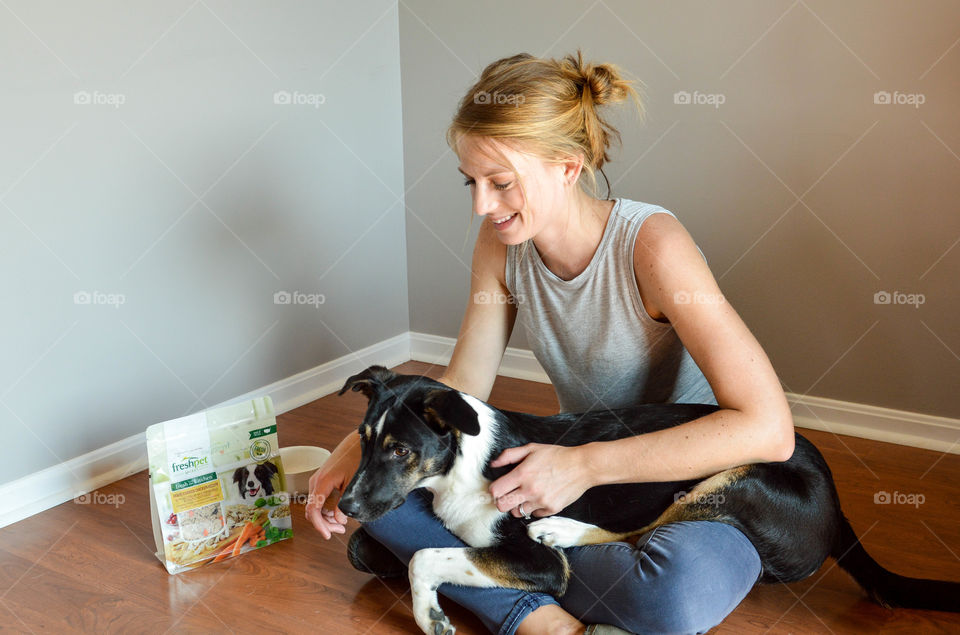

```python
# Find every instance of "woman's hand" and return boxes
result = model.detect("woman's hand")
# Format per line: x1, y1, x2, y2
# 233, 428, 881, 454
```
488, 443, 595, 518
305, 432, 361, 539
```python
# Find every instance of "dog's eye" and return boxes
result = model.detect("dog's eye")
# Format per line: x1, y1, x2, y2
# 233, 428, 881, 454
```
393, 446, 409, 457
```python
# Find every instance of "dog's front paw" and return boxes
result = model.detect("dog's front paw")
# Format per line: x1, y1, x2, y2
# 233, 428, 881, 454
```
410, 550, 456, 634
427, 607, 455, 635
412, 597, 455, 635
527, 516, 593, 548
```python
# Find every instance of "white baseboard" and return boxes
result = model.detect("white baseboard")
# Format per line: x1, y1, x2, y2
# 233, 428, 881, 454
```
411, 332, 960, 455
0, 432, 148, 529
3, 330, 958, 529
788, 393, 960, 454
0, 332, 412, 529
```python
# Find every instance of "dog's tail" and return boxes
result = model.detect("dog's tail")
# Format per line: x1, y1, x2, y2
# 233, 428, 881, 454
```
833, 514, 960, 611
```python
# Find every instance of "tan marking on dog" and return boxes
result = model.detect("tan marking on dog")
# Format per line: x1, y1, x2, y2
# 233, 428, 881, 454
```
467, 549, 571, 595
569, 465, 753, 546
363, 425, 372, 440
467, 551, 541, 591
381, 433, 395, 449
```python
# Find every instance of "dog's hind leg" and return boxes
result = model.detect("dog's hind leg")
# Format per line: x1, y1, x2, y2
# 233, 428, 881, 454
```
408, 541, 569, 635
529, 467, 752, 549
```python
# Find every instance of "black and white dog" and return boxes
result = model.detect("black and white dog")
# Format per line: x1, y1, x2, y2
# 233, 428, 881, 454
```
233, 461, 278, 502
336, 365, 959, 635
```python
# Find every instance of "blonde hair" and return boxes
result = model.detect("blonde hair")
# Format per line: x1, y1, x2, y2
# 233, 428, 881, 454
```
446, 50, 645, 200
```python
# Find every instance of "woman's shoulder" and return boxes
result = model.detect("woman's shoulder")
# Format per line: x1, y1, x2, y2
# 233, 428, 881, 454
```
613, 197, 680, 226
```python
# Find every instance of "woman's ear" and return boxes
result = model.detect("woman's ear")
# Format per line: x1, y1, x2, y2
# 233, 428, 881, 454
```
561, 154, 585, 186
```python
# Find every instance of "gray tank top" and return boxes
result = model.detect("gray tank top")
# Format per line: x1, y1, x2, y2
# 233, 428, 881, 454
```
505, 198, 718, 413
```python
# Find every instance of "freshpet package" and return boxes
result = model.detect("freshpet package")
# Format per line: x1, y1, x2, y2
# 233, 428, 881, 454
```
147, 397, 292, 574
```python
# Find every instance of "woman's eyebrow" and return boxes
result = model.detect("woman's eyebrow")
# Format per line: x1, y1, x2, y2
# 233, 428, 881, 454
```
457, 167, 511, 178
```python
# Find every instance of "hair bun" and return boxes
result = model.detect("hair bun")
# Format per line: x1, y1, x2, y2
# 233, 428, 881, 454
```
564, 51, 627, 106
585, 63, 626, 105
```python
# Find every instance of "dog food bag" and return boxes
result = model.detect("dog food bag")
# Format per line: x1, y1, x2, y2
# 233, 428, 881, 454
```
147, 396, 293, 574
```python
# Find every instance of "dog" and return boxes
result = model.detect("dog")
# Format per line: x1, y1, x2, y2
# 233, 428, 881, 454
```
232, 461, 278, 502
335, 365, 959, 635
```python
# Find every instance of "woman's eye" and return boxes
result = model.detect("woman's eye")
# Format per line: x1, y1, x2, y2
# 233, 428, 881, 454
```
463, 178, 475, 187
393, 446, 409, 457
493, 182, 511, 191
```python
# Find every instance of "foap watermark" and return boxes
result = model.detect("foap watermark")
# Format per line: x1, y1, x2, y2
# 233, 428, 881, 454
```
874, 290, 925, 308
273, 90, 325, 108
874, 490, 924, 508
473, 290, 523, 305
74, 290, 125, 308
74, 490, 125, 507
674, 90, 725, 109
873, 91, 925, 108
674, 490, 726, 506
73, 90, 126, 108
274, 290, 325, 308
673, 291, 725, 305
473, 90, 525, 107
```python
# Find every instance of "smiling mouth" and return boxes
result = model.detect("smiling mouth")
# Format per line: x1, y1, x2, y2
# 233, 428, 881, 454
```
493, 213, 517, 225
247, 487, 260, 497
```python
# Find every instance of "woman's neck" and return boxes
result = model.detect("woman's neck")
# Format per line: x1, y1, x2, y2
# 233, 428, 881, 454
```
532, 194, 615, 281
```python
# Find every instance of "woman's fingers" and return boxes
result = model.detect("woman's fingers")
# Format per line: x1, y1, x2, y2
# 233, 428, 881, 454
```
305, 467, 352, 540
489, 443, 536, 468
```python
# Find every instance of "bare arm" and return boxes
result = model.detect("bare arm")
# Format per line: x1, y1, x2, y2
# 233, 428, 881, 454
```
308, 218, 517, 535
490, 213, 795, 516
582, 212, 794, 484
437, 218, 518, 400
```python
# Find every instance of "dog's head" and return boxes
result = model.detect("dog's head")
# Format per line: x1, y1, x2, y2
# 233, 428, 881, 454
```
336, 365, 481, 523
233, 460, 278, 501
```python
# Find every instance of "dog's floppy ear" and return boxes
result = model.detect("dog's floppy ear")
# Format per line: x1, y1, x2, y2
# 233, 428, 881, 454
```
256, 460, 278, 480
422, 388, 480, 436
338, 365, 398, 400
233, 467, 245, 484
255, 461, 278, 495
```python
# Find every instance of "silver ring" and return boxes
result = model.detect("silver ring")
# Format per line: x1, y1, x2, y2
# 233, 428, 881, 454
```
518, 503, 531, 520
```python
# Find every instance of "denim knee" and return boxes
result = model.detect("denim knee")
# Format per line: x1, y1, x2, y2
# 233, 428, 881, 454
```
626, 522, 760, 633
562, 521, 761, 634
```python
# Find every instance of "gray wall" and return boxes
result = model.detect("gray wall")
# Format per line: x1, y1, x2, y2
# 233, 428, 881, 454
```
3, 1, 958, 489
1, 1, 408, 484
400, 1, 960, 418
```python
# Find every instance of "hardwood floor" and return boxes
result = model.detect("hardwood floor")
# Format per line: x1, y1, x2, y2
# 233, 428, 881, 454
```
1, 360, 958, 633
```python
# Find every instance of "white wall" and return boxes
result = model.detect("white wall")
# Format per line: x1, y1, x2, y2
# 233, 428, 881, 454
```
0, 1, 408, 486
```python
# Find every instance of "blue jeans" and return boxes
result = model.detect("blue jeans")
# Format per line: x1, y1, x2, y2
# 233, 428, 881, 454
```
364, 488, 761, 635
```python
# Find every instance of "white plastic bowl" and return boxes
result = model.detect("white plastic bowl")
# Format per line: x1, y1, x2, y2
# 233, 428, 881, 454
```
280, 445, 331, 500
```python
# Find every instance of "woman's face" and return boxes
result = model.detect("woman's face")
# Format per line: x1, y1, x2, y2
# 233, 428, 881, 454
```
456, 136, 569, 244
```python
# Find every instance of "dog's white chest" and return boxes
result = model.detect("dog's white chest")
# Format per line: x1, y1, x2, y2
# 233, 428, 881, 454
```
420, 393, 506, 548
429, 481, 502, 548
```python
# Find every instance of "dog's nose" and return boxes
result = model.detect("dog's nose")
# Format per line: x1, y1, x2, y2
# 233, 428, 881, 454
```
338, 496, 360, 518
247, 481, 254, 487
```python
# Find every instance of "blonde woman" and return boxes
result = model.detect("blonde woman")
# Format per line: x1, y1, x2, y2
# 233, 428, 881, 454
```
308, 52, 794, 635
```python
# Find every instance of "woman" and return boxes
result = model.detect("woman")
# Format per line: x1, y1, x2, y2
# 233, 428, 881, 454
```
307, 51, 794, 635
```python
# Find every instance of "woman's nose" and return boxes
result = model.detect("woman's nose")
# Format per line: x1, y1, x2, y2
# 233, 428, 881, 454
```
473, 188, 497, 217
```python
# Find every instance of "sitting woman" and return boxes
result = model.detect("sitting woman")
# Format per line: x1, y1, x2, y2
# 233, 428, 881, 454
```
307, 50, 793, 635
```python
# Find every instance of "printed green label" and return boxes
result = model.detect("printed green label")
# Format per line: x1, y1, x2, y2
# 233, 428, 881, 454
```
171, 472, 218, 491
249, 425, 277, 440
